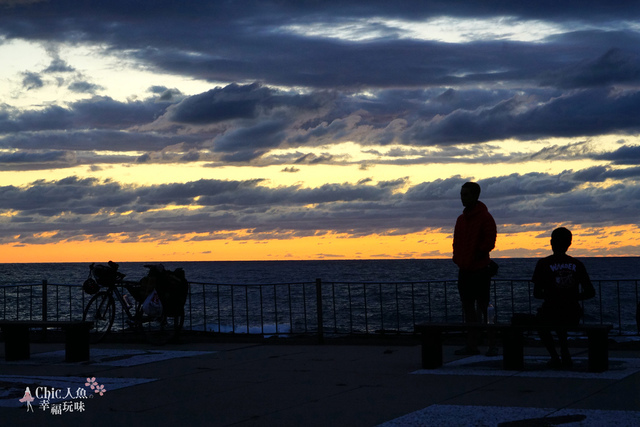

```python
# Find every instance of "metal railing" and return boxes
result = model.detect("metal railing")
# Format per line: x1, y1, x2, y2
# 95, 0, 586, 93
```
1, 278, 638, 340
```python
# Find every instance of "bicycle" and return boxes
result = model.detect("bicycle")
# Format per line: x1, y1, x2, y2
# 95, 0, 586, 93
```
82, 262, 186, 344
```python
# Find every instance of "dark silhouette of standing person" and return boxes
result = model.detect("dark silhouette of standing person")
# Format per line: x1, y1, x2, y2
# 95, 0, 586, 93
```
453, 182, 497, 355
533, 227, 596, 368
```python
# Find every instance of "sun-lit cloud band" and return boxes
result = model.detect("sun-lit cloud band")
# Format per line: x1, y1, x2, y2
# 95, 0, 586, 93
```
1, 1, 640, 261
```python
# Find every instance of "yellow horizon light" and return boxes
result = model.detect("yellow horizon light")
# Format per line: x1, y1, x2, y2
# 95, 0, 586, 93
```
1, 224, 639, 263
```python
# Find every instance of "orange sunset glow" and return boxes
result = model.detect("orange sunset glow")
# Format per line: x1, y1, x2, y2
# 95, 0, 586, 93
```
3, 224, 640, 263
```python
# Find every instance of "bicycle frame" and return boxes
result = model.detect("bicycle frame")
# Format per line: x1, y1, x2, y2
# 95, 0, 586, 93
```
110, 282, 142, 322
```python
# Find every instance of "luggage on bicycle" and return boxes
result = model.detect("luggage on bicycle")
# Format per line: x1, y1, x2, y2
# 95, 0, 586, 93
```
125, 281, 151, 303
83, 261, 122, 294
91, 261, 122, 287
82, 278, 99, 295
142, 288, 163, 317
143, 264, 189, 317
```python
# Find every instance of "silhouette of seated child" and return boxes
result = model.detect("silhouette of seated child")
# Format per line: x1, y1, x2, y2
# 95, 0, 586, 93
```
532, 227, 596, 369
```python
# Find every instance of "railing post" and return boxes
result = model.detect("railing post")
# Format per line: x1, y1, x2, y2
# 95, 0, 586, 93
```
316, 278, 324, 344
42, 280, 48, 321
41, 280, 48, 338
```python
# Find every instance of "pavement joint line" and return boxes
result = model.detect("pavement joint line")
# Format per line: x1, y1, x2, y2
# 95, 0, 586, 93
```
411, 356, 640, 379
0, 348, 217, 367
378, 405, 640, 426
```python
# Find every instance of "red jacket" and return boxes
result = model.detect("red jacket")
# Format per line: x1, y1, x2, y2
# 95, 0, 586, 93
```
453, 201, 497, 272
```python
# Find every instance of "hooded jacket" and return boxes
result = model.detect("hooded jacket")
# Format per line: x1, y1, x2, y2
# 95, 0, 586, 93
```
453, 201, 496, 272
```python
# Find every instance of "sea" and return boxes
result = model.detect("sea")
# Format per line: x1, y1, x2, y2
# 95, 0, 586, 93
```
0, 258, 638, 336
0, 257, 638, 285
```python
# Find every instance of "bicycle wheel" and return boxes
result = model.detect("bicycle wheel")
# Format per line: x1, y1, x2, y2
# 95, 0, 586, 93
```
144, 309, 184, 345
83, 291, 115, 343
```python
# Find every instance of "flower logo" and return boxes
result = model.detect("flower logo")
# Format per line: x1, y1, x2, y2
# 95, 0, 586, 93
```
85, 377, 98, 390
94, 384, 106, 396
85, 377, 106, 396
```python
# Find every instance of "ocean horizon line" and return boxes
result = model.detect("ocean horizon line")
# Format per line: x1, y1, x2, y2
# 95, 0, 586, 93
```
2, 255, 639, 265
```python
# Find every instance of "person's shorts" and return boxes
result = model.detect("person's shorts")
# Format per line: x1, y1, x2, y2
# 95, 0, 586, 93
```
457, 268, 491, 305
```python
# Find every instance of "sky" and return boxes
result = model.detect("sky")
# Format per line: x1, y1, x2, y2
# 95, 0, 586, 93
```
1, 1, 640, 262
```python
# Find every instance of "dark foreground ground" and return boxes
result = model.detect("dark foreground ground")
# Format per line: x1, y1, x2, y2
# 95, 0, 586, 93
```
0, 332, 638, 426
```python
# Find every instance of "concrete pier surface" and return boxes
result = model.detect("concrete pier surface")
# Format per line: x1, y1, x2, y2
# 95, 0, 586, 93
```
0, 335, 639, 426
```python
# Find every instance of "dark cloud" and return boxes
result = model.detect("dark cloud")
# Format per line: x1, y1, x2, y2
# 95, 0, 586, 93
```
0, 97, 169, 134
2, 81, 639, 170
148, 86, 168, 94
2, 2, 640, 91
169, 83, 271, 124
71, 96, 170, 129
43, 57, 75, 73
179, 151, 200, 162
2, 168, 638, 245
294, 153, 333, 165
136, 153, 151, 163
596, 144, 640, 165
0, 150, 68, 164
540, 47, 640, 89
68, 80, 103, 94
0, 129, 201, 153
21, 72, 43, 90
404, 88, 640, 145
522, 141, 593, 162
157, 89, 182, 102
215, 120, 288, 153
0, 105, 73, 133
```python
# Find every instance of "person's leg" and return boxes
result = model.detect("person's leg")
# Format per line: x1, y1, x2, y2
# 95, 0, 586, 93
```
462, 299, 479, 322
476, 271, 499, 356
454, 299, 481, 354
557, 329, 572, 367
537, 309, 561, 367
465, 299, 481, 350
456, 271, 481, 355
558, 310, 580, 368
477, 300, 488, 323
464, 269, 490, 352
540, 330, 559, 359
